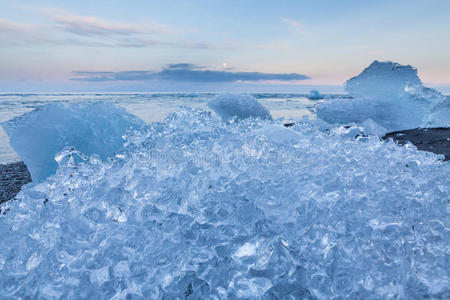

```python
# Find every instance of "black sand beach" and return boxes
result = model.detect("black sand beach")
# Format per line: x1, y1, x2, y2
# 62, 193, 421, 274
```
382, 127, 450, 161
0, 161, 31, 204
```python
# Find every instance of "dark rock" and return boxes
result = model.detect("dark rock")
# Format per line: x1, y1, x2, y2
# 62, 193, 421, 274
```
0, 161, 32, 204
383, 127, 450, 161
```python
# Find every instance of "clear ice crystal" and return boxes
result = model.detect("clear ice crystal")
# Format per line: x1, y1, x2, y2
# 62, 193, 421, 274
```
1, 102, 145, 182
317, 60, 450, 132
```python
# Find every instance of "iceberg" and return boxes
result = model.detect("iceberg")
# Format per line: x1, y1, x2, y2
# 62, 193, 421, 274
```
1, 102, 145, 183
307, 89, 322, 100
0, 107, 448, 299
317, 61, 450, 132
361, 118, 388, 136
207, 93, 272, 122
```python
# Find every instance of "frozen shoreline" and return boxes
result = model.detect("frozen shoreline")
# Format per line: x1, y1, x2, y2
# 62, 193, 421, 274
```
0, 127, 448, 204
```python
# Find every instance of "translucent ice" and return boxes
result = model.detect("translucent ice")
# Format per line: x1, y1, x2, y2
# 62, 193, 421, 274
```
207, 93, 272, 122
0, 107, 448, 299
256, 125, 301, 144
317, 61, 450, 132
345, 61, 422, 100
361, 118, 388, 136
1, 102, 145, 182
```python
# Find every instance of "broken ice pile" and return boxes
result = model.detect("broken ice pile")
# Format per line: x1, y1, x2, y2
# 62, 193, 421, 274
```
0, 98, 449, 298
317, 60, 450, 132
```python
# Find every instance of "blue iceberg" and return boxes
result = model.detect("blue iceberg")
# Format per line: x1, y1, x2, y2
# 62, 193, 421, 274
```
1, 102, 145, 182
208, 93, 272, 122
307, 89, 322, 100
317, 61, 450, 132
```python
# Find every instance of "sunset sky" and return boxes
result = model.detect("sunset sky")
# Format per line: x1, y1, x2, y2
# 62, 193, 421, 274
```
1, 0, 450, 92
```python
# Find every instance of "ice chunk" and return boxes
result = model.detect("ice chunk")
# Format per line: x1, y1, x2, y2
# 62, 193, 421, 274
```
208, 93, 272, 122
2, 102, 145, 182
345, 61, 422, 100
0, 107, 448, 298
317, 61, 450, 131
256, 125, 301, 144
307, 89, 322, 100
361, 118, 388, 136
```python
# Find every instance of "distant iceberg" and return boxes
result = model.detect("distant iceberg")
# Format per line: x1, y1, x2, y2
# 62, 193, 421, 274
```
317, 60, 450, 132
208, 93, 272, 122
2, 102, 145, 182
307, 89, 322, 100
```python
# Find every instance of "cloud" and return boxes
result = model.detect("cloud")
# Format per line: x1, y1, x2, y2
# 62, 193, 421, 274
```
166, 63, 205, 70
0, 18, 36, 33
72, 63, 310, 82
51, 10, 170, 37
3, 8, 234, 50
72, 70, 153, 81
281, 17, 304, 34
17, 5, 170, 36
0, 18, 115, 47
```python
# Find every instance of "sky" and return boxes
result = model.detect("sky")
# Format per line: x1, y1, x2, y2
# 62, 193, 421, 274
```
1, 0, 450, 93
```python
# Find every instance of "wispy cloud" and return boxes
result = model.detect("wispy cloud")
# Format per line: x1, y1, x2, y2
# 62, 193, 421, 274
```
0, 18, 233, 50
6, 6, 233, 50
72, 63, 310, 82
0, 18, 118, 47
0, 18, 36, 32
166, 63, 205, 70
281, 17, 304, 34
50, 9, 170, 37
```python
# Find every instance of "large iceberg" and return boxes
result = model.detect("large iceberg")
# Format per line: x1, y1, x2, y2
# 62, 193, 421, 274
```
317, 61, 450, 132
208, 93, 272, 122
1, 102, 145, 182
0, 107, 448, 299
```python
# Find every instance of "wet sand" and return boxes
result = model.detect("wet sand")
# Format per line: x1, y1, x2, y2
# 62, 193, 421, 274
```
0, 161, 31, 204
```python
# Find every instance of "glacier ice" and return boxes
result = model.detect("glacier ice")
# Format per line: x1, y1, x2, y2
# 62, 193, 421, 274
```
307, 89, 322, 100
345, 61, 422, 100
207, 93, 272, 122
0, 107, 449, 299
1, 102, 145, 183
361, 118, 388, 136
317, 61, 450, 132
